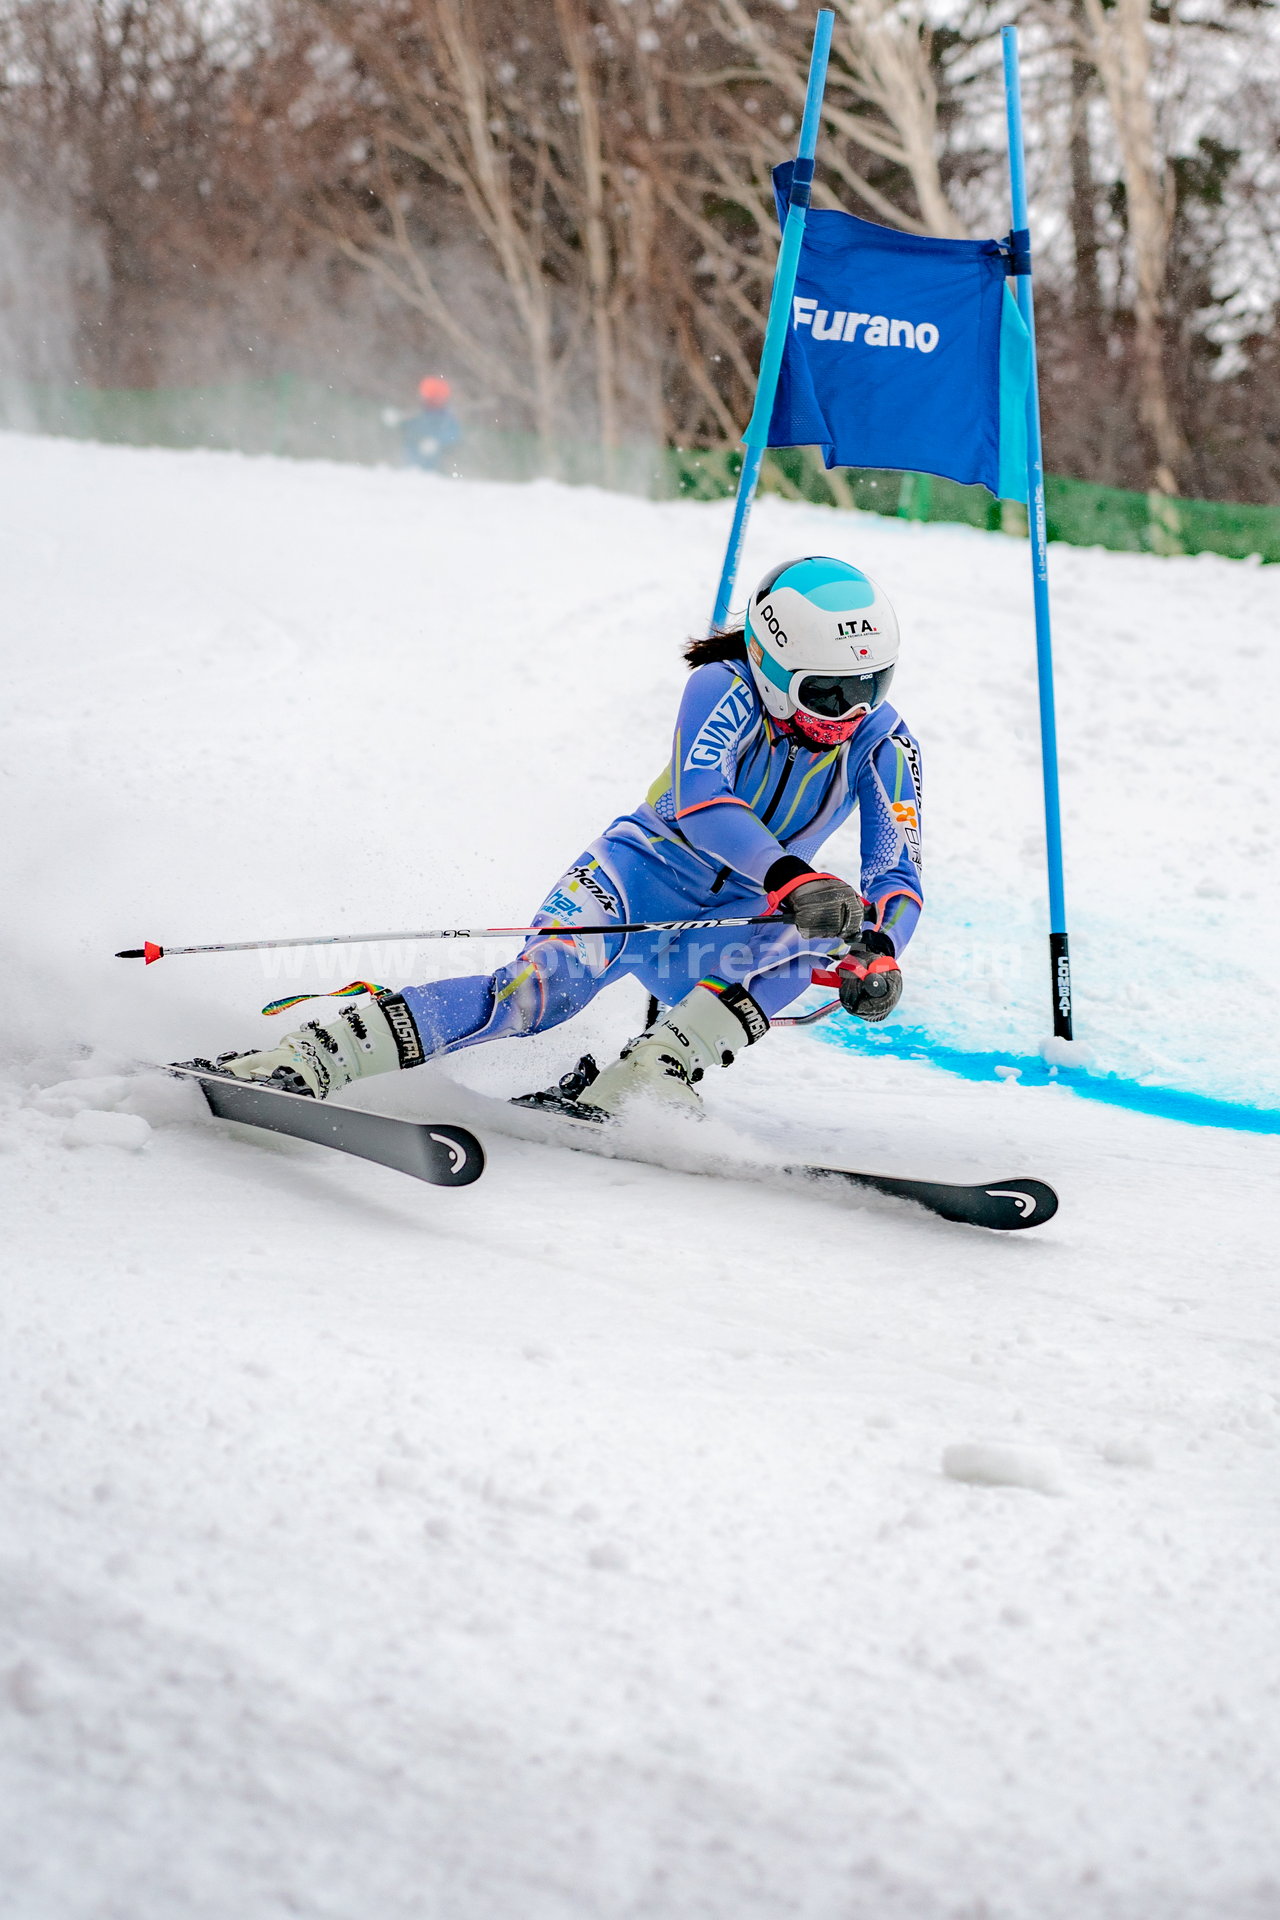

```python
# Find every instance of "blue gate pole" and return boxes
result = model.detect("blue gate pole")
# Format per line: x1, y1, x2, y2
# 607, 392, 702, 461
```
709, 8, 834, 630
1002, 25, 1073, 1042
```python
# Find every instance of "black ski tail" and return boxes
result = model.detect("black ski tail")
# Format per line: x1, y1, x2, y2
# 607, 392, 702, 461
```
792, 1166, 1057, 1231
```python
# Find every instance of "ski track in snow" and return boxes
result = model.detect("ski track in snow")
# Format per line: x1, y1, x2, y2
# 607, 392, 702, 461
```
2, 432, 1279, 1919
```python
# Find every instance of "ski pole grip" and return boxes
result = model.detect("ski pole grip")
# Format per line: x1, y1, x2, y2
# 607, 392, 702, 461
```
811, 960, 865, 988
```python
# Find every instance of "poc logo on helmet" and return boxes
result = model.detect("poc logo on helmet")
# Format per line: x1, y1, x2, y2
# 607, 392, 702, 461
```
757, 601, 788, 647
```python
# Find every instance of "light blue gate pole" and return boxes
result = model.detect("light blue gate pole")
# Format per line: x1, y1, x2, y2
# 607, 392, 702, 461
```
709, 8, 834, 630
1002, 24, 1074, 1041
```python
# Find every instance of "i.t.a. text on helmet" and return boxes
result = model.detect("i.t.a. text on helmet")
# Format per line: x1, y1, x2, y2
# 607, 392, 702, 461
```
745, 556, 900, 746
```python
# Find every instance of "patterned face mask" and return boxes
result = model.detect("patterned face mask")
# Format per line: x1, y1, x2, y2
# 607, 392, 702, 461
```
782, 707, 867, 748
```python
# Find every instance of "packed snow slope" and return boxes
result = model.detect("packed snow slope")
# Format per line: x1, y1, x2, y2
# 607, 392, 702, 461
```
2, 432, 1279, 1920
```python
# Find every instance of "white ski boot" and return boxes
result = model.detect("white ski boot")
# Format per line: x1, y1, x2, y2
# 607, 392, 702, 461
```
212, 991, 423, 1100
578, 980, 769, 1119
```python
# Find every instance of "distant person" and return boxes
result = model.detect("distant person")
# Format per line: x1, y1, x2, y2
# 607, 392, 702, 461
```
401, 375, 461, 473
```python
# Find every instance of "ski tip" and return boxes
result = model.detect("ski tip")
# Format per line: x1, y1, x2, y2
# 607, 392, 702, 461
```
789, 1164, 1059, 1231
978, 1178, 1058, 1228
144, 941, 164, 965
428, 1125, 487, 1187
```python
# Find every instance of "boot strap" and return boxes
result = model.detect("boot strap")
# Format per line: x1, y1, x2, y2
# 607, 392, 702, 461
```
698, 978, 769, 1046
375, 992, 426, 1068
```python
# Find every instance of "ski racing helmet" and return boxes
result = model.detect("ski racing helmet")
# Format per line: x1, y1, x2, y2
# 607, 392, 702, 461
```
419, 375, 452, 406
744, 556, 899, 746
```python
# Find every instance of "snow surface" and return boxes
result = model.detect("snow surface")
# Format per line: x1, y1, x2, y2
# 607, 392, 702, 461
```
2, 432, 1279, 1919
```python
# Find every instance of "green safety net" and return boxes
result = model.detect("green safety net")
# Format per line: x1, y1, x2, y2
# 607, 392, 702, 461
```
668, 446, 1280, 563
4, 375, 1277, 565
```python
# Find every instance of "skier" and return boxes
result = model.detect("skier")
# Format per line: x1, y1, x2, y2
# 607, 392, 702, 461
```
401, 375, 461, 472
205, 556, 923, 1119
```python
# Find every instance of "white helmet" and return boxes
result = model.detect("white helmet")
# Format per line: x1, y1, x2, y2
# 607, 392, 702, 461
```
745, 556, 900, 745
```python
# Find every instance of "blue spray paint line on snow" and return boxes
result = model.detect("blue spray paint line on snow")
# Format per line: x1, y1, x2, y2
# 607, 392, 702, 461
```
815, 1017, 1280, 1136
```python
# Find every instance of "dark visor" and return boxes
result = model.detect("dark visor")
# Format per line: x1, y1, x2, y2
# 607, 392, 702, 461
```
796, 665, 894, 717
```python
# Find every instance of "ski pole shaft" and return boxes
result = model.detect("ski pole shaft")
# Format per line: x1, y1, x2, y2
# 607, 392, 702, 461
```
116, 916, 778, 963
771, 997, 840, 1028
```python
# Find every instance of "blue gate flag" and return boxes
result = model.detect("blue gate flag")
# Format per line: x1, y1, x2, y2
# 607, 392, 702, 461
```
768, 162, 1031, 501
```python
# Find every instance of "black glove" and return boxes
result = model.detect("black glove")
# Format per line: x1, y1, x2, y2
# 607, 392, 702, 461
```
765, 858, 864, 938
812, 931, 903, 1023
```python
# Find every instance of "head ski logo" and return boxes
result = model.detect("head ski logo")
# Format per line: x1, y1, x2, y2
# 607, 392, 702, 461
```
684, 682, 756, 772
430, 1132, 470, 1175
985, 1188, 1038, 1218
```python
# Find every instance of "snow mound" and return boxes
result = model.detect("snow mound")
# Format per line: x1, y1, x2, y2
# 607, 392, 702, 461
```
63, 1108, 151, 1151
942, 1441, 1064, 1495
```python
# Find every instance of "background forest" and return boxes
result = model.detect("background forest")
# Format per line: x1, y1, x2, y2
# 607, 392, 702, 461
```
1, 0, 1277, 503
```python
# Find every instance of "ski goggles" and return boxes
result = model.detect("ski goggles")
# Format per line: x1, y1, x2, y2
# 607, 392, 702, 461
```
749, 633, 894, 718
794, 665, 895, 719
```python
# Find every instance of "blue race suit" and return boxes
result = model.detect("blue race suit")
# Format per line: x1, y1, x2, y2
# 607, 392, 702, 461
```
398, 659, 923, 1060
401, 404, 461, 471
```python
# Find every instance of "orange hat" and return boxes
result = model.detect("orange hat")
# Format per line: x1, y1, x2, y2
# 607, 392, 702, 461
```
419, 375, 451, 405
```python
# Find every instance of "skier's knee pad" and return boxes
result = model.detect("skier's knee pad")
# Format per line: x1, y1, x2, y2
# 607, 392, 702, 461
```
399, 940, 599, 1059
487, 939, 597, 1037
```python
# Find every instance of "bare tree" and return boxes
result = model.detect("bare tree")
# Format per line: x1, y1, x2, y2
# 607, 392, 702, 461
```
681, 0, 963, 236
0, 0, 322, 387
555, 0, 617, 466
1079, 0, 1186, 493
1067, 0, 1105, 354
300, 0, 660, 470
607, 0, 973, 448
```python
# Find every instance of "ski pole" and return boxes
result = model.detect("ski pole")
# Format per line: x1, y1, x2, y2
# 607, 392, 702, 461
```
115, 916, 782, 964
771, 996, 841, 1028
